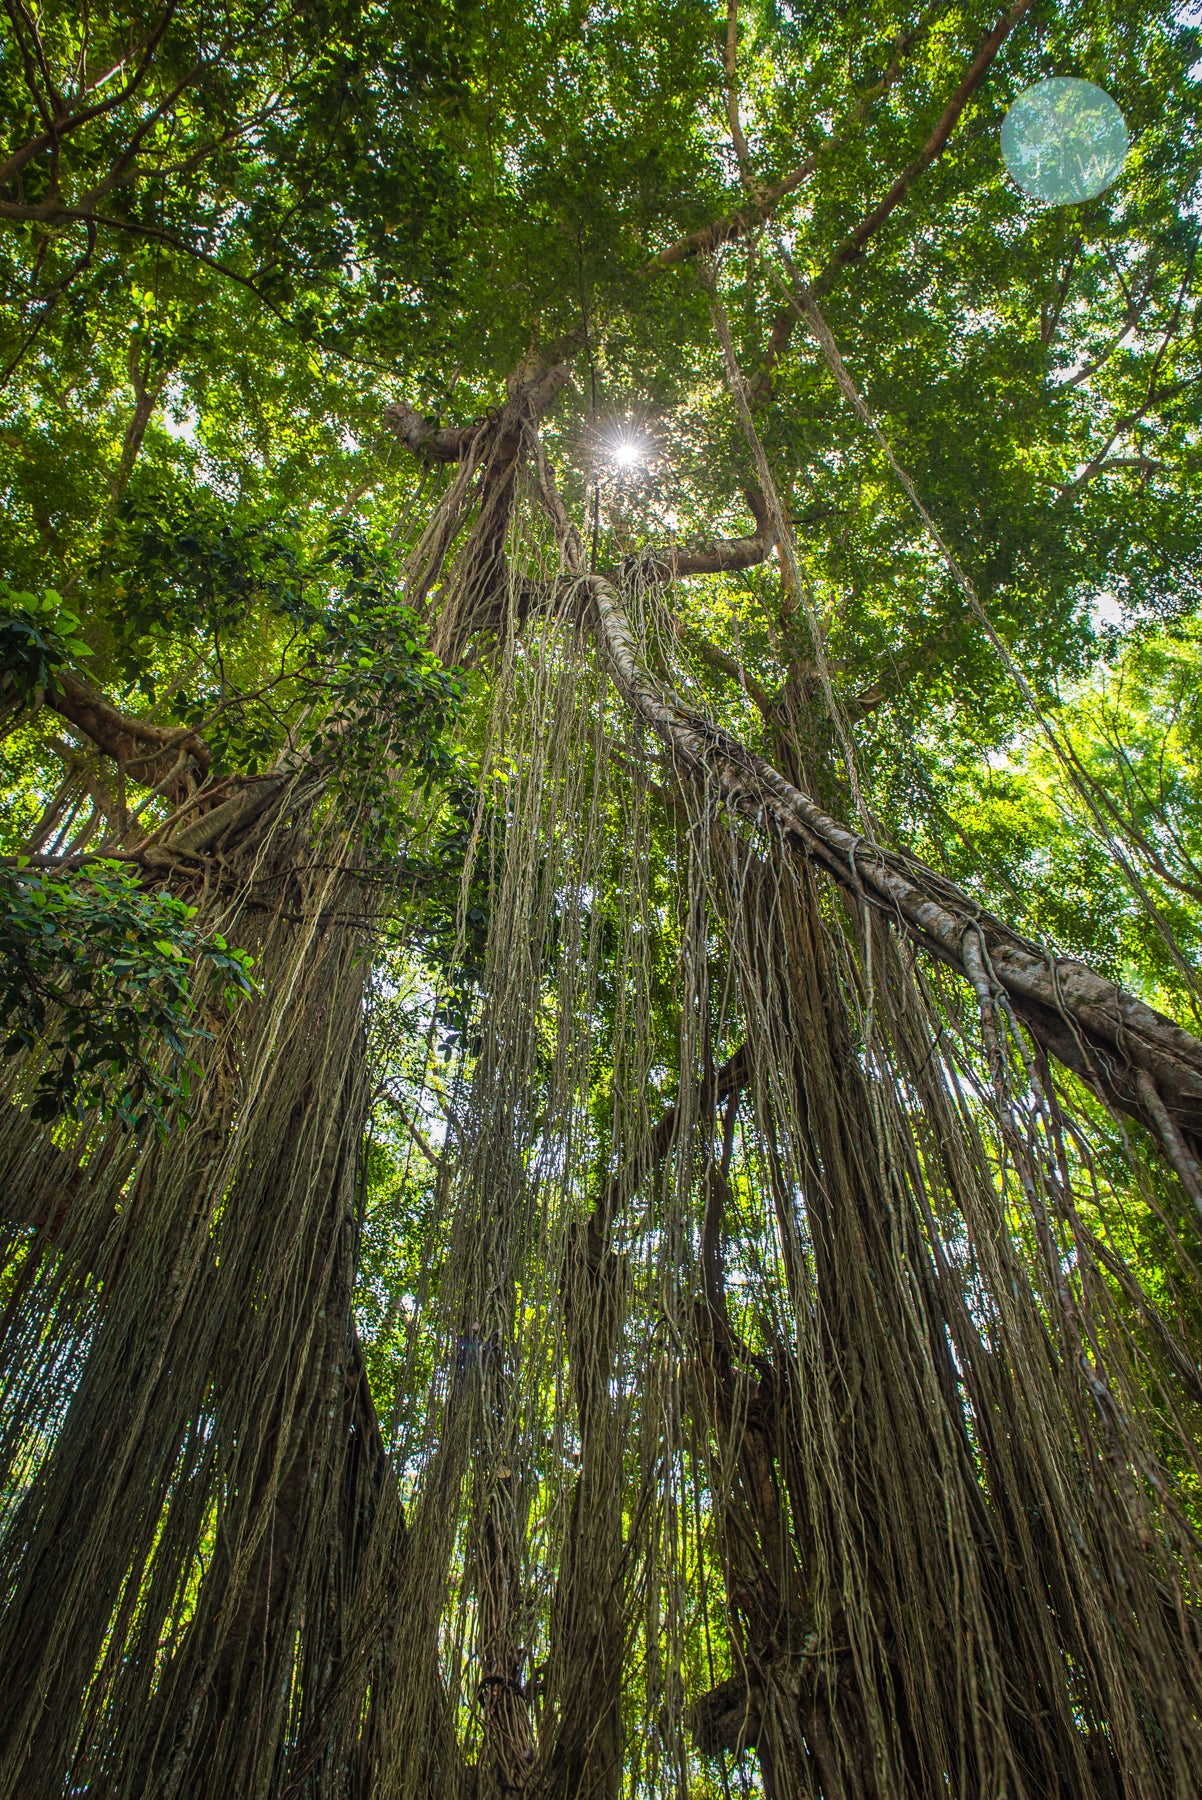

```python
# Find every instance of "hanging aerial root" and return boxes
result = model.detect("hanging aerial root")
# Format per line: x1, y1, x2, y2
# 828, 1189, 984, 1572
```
571, 568, 1202, 1176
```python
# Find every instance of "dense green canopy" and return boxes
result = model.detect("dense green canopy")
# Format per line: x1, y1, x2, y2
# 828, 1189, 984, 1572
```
2, 2, 1202, 1796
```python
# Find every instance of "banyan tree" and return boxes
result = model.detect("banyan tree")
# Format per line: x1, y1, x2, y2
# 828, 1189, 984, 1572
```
3, 0, 1202, 1793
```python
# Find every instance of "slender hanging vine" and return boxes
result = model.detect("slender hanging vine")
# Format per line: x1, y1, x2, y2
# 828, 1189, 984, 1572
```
3, 1, 1202, 1796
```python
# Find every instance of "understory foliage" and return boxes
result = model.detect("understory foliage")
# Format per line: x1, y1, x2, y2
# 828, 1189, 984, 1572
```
0, 860, 255, 1131
2, 1, 1202, 1797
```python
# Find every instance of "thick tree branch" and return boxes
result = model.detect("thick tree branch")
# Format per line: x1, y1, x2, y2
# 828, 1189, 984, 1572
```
46, 669, 210, 797
384, 347, 580, 464
636, 530, 774, 580
753, 0, 1033, 399
649, 10, 935, 268
687, 1671, 764, 1756
575, 565, 1202, 1180
28, 671, 314, 873
381, 404, 480, 463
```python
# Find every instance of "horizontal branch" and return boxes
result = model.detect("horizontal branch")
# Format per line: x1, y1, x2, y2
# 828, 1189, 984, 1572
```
637, 531, 774, 580
619, 488, 775, 584
381, 403, 480, 463
1055, 453, 1167, 495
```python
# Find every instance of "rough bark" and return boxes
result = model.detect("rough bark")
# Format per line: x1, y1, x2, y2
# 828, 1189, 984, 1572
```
45, 669, 210, 801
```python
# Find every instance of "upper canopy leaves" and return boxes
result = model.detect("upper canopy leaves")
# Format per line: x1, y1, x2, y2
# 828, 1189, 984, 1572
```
1, 0, 1200, 984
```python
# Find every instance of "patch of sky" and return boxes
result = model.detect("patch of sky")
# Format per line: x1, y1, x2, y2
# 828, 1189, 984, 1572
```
1090, 590, 1124, 631
161, 377, 198, 446
1180, 2, 1202, 80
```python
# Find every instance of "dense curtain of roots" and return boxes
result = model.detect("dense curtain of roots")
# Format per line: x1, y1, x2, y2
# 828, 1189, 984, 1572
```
3, 473, 1202, 1799
0, 816, 382, 1799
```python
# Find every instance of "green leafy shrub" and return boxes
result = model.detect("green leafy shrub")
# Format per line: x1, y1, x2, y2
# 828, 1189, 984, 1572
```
0, 588, 93, 705
0, 860, 256, 1136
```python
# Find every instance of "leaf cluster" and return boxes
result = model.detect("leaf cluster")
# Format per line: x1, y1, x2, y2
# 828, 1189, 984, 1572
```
0, 859, 256, 1135
0, 585, 92, 704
